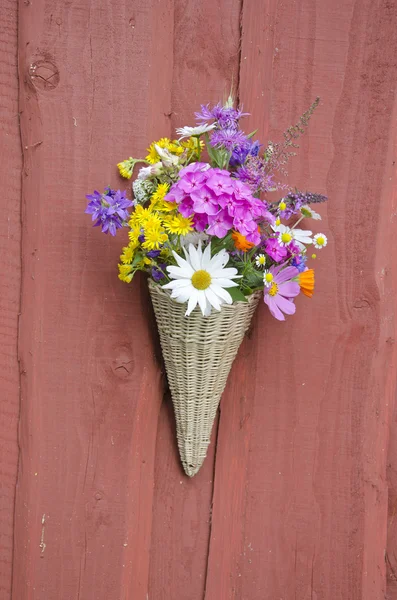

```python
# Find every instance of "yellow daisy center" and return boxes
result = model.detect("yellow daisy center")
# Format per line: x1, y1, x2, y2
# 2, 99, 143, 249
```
281, 232, 292, 244
316, 236, 325, 246
264, 273, 274, 284
258, 256, 266, 264
268, 282, 279, 297
191, 270, 212, 290
279, 201, 287, 211
275, 218, 281, 226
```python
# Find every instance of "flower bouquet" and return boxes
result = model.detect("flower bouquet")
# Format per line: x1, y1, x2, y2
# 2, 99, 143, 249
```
85, 96, 328, 476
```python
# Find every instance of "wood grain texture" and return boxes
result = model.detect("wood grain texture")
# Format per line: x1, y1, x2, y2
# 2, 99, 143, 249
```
147, 2, 242, 597
385, 76, 397, 599
205, 0, 397, 599
13, 1, 170, 598
0, 1, 21, 599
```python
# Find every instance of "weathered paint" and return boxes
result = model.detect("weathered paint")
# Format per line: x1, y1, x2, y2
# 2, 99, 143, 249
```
0, 1, 395, 599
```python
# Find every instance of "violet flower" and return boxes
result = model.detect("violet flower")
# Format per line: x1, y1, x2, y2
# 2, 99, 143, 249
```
264, 238, 288, 262
263, 265, 300, 321
85, 188, 133, 236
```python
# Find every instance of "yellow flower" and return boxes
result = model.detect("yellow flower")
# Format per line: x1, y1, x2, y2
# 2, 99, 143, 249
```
142, 225, 168, 250
150, 199, 177, 213
128, 227, 141, 244
163, 214, 193, 236
120, 243, 136, 264
151, 183, 169, 202
118, 264, 134, 283
146, 138, 184, 164
181, 137, 204, 155
129, 206, 153, 228
117, 158, 134, 179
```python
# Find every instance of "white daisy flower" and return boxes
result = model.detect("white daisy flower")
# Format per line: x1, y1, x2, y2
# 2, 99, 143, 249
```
313, 233, 328, 249
255, 254, 266, 268
263, 270, 274, 288
300, 205, 322, 220
176, 123, 216, 139
162, 242, 241, 317
272, 223, 313, 250
272, 224, 294, 246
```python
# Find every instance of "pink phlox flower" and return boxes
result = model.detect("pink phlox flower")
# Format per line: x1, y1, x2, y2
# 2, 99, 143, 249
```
191, 186, 219, 215
206, 173, 234, 196
164, 185, 185, 204
192, 213, 209, 231
264, 265, 300, 321
178, 197, 194, 217
178, 162, 210, 177
232, 213, 257, 237
264, 237, 288, 262
245, 229, 261, 245
207, 210, 234, 238
178, 171, 207, 194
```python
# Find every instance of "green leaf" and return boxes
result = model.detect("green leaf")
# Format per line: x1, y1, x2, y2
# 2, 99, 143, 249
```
247, 129, 258, 139
228, 287, 248, 303
131, 251, 144, 267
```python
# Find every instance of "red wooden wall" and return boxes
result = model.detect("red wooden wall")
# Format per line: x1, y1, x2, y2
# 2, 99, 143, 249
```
1, 0, 397, 598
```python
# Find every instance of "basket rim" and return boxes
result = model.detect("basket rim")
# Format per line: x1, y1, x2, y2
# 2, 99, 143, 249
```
148, 278, 262, 308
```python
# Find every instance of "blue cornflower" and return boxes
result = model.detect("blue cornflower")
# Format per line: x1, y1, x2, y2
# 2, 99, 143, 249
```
291, 254, 307, 273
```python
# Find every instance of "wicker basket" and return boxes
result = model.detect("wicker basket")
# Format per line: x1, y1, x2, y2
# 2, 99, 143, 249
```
148, 280, 261, 477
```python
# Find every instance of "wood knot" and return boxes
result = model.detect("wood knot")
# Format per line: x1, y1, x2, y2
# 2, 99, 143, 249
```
111, 344, 134, 379
29, 60, 60, 91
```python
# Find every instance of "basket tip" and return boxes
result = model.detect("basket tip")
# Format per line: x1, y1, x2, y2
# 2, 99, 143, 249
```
183, 462, 202, 477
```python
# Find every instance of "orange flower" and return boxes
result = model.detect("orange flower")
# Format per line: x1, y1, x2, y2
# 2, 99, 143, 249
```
231, 230, 254, 252
299, 269, 315, 298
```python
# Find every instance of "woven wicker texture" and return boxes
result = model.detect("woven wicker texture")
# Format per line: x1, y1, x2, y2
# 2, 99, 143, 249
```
148, 280, 261, 476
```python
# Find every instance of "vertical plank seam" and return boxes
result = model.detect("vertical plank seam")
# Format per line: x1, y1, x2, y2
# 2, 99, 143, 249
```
202, 5, 245, 597
10, 0, 24, 597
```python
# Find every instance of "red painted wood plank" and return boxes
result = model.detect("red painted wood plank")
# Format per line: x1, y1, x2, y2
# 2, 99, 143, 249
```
205, 1, 397, 599
385, 92, 397, 598
0, 1, 22, 598
12, 1, 171, 598
148, 2, 242, 597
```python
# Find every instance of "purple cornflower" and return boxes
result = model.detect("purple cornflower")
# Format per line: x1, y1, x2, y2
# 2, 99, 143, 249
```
195, 103, 248, 128
210, 128, 248, 152
85, 188, 133, 236
229, 140, 261, 168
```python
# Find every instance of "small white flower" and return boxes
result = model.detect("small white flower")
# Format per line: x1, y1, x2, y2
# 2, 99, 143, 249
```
272, 224, 294, 247
255, 254, 266, 268
301, 205, 322, 220
263, 270, 274, 288
154, 145, 181, 167
313, 233, 328, 249
137, 163, 163, 180
162, 242, 240, 317
272, 223, 313, 250
176, 123, 216, 139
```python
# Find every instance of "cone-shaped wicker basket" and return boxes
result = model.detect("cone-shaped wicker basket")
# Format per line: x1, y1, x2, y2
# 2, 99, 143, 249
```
148, 280, 261, 476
